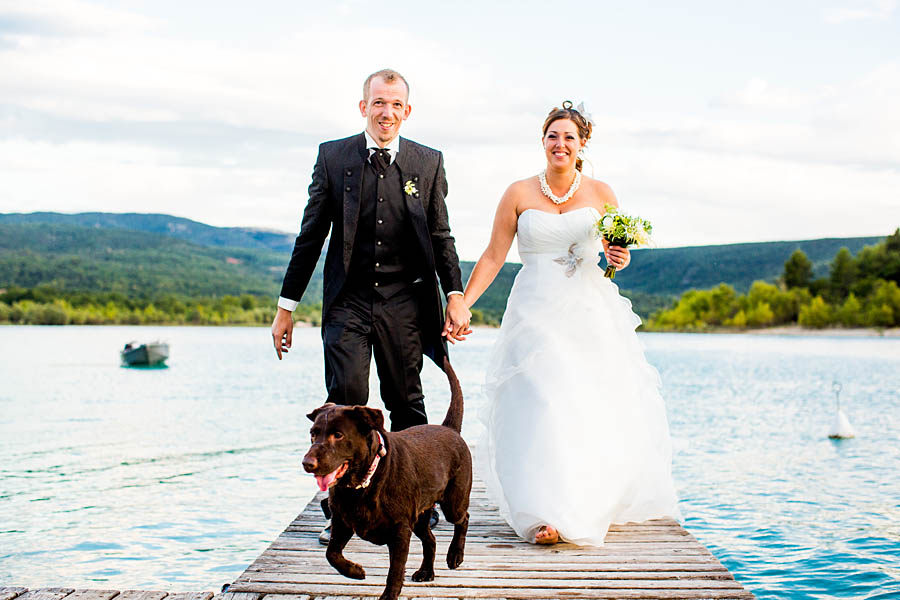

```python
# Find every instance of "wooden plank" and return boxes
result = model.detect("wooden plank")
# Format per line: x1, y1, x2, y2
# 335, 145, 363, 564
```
112, 593, 168, 600
16, 589, 75, 600
240, 566, 733, 580
165, 594, 214, 600
266, 541, 713, 556
63, 591, 118, 600
252, 550, 724, 565
247, 561, 732, 575
234, 571, 748, 590
0, 588, 29, 600
225, 582, 754, 599
209, 594, 262, 600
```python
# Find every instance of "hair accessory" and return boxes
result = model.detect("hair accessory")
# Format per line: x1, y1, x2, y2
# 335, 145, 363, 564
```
575, 101, 595, 128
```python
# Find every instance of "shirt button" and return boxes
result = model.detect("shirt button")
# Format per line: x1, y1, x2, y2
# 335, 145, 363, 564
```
345, 186, 350, 191
375, 262, 380, 268
346, 170, 352, 176
377, 241, 382, 246
378, 198, 384, 202
377, 219, 383, 224
379, 174, 384, 179
374, 282, 379, 287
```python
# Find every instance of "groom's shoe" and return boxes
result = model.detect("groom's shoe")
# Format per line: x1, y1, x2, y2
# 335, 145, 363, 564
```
318, 520, 331, 545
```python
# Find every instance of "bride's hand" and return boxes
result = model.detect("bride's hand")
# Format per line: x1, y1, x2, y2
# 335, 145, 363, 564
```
605, 245, 630, 270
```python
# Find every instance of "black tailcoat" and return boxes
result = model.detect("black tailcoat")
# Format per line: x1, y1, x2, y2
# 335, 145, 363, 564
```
280, 133, 463, 369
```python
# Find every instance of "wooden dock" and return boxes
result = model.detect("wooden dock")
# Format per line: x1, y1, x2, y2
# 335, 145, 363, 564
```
4, 477, 755, 599
227, 477, 755, 599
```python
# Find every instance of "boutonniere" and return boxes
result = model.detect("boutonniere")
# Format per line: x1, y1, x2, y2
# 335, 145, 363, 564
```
404, 180, 418, 196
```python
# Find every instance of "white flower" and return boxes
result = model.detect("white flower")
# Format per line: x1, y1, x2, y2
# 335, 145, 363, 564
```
404, 180, 418, 196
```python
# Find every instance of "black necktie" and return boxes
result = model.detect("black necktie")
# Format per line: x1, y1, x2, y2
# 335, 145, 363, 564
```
370, 148, 391, 173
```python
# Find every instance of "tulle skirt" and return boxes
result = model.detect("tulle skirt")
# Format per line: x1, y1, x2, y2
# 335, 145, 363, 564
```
478, 254, 680, 546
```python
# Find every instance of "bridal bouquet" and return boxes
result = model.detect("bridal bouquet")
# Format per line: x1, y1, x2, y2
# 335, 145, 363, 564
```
594, 204, 653, 278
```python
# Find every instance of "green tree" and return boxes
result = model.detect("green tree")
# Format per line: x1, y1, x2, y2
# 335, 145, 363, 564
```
783, 249, 813, 289
829, 247, 857, 300
798, 296, 834, 328
864, 303, 894, 328
745, 301, 775, 327
838, 293, 863, 327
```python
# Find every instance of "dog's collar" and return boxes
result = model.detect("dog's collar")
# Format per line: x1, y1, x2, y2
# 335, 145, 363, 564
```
354, 431, 386, 489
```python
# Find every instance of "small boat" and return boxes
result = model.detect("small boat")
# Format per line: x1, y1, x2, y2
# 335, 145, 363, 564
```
121, 341, 169, 366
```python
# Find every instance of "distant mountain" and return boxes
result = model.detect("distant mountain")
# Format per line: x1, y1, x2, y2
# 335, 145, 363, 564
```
614, 236, 884, 296
0, 212, 892, 320
0, 212, 297, 253
0, 222, 307, 300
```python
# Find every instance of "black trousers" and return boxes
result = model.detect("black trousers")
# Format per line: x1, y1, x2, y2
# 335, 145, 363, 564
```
321, 284, 426, 432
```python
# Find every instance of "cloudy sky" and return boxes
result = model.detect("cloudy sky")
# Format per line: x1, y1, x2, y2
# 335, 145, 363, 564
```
1, 0, 898, 259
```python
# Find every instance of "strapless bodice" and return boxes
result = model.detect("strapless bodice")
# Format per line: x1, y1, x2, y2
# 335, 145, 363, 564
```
516, 206, 603, 263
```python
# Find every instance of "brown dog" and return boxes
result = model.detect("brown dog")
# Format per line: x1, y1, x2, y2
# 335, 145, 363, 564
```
302, 357, 472, 600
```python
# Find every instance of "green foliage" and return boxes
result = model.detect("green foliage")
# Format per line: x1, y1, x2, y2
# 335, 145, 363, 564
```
798, 296, 833, 328
829, 247, 857, 301
0, 286, 322, 327
3, 214, 897, 331
649, 284, 738, 331
838, 293, 862, 327
783, 249, 813, 289
613, 235, 883, 296
648, 230, 900, 331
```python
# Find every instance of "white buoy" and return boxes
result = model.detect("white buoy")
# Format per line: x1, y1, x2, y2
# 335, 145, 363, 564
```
828, 381, 856, 439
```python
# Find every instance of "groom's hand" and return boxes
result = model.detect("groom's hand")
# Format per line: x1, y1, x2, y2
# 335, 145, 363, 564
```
271, 307, 294, 360
443, 295, 472, 344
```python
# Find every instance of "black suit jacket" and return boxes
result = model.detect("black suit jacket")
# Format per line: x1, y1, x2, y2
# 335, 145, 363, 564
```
280, 133, 463, 368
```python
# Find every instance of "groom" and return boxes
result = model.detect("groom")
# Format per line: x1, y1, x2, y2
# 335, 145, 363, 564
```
272, 68, 469, 439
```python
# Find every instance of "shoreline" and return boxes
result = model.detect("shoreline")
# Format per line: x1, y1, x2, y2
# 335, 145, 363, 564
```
3, 322, 898, 337
741, 324, 900, 337
635, 324, 900, 337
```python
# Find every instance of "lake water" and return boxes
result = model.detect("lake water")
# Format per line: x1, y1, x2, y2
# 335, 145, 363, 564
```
1, 325, 899, 599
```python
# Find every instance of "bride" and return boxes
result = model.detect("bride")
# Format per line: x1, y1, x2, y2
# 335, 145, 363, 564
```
461, 101, 680, 545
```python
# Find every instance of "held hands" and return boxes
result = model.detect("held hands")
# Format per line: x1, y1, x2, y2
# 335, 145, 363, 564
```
443, 294, 473, 344
271, 307, 294, 360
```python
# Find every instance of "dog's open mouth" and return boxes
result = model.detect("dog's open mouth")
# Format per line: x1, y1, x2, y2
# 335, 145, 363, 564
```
315, 461, 349, 491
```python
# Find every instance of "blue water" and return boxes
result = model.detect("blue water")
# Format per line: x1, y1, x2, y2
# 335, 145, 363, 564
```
1, 325, 898, 598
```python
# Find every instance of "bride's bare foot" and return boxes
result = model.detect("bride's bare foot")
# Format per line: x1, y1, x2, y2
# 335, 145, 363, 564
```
535, 525, 559, 545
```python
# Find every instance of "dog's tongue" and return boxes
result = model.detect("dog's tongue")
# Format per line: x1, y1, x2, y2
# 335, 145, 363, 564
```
315, 464, 345, 492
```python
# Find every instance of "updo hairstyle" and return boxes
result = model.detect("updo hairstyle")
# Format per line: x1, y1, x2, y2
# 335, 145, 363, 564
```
542, 100, 592, 171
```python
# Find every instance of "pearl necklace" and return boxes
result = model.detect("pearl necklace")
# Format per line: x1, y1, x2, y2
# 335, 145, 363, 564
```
539, 169, 581, 205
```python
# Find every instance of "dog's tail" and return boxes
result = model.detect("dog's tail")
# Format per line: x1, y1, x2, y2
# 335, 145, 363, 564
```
440, 356, 464, 433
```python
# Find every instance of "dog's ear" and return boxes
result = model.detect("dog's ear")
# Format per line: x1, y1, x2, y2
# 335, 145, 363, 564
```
307, 402, 336, 422
347, 406, 385, 432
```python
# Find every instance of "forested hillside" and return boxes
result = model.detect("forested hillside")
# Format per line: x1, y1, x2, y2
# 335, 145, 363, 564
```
615, 237, 883, 296
0, 212, 893, 326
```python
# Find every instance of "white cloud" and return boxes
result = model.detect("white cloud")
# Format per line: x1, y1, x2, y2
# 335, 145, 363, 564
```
824, 0, 897, 23
0, 0, 159, 37
0, 1, 898, 260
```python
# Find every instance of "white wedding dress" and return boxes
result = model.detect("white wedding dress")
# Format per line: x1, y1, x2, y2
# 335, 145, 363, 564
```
478, 206, 680, 546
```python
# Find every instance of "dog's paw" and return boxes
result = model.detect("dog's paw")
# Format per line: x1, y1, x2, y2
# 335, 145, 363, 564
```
412, 568, 435, 582
341, 562, 366, 580
446, 547, 464, 570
